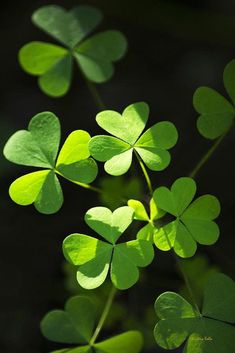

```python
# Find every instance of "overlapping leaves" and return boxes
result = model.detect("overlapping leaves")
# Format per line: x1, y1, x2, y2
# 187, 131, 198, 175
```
128, 196, 165, 241
63, 206, 154, 290
194, 59, 235, 139
153, 177, 220, 258
19, 5, 127, 97
154, 273, 235, 353
89, 102, 178, 175
41, 295, 143, 353
3, 112, 98, 214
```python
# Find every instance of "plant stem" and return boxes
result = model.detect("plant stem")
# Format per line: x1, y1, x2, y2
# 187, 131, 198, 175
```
85, 78, 106, 110
189, 131, 228, 179
174, 255, 201, 315
55, 170, 103, 194
134, 151, 153, 194
74, 181, 103, 193
162, 231, 201, 314
89, 285, 117, 346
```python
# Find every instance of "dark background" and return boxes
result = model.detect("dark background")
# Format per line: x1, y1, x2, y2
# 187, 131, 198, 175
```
1, 0, 235, 352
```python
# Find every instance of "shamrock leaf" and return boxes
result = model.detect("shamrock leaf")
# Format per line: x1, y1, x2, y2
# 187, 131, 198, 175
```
153, 177, 220, 258
154, 273, 235, 353
19, 5, 127, 97
89, 102, 178, 176
194, 59, 235, 139
63, 206, 154, 290
128, 197, 165, 241
3, 113, 98, 214
41, 295, 143, 353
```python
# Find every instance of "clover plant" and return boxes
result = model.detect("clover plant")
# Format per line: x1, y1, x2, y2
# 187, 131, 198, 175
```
3, 5, 235, 353
19, 5, 127, 97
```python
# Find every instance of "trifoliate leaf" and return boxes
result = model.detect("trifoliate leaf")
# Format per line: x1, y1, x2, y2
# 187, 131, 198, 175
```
4, 113, 98, 213
154, 273, 235, 353
32, 5, 103, 49
89, 102, 178, 175
42, 296, 143, 353
74, 30, 127, 83
41, 296, 96, 344
153, 177, 220, 257
63, 206, 154, 290
19, 6, 127, 96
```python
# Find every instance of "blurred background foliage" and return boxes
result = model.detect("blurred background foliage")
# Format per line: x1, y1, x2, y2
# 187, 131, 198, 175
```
1, 0, 235, 352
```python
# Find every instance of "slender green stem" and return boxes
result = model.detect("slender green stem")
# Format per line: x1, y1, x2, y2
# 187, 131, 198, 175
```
174, 254, 201, 315
74, 181, 103, 193
189, 131, 228, 178
134, 151, 153, 194
162, 230, 201, 314
85, 78, 106, 110
90, 286, 117, 346
55, 170, 103, 194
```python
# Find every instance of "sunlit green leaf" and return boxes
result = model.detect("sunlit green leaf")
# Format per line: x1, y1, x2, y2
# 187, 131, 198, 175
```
127, 200, 149, 221
19, 41, 68, 75
63, 206, 153, 290
154, 274, 235, 353
4, 112, 98, 213
153, 177, 220, 257
90, 102, 178, 175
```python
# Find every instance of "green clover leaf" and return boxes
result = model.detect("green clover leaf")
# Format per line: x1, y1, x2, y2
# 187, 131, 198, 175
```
89, 102, 178, 176
153, 177, 220, 258
154, 273, 235, 353
41, 295, 143, 353
19, 5, 127, 97
194, 59, 235, 139
3, 112, 98, 214
128, 198, 165, 241
63, 206, 154, 290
